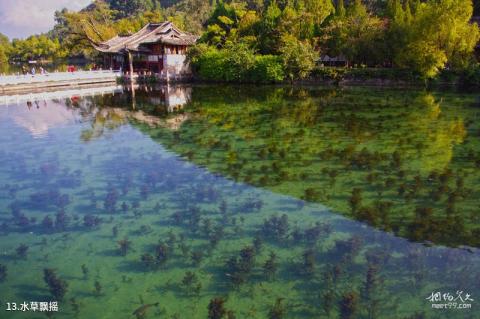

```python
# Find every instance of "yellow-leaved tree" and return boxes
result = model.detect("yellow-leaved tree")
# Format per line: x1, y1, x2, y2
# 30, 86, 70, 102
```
394, 0, 479, 78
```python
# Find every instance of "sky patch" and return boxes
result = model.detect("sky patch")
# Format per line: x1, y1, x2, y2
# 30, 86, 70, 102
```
0, 0, 92, 39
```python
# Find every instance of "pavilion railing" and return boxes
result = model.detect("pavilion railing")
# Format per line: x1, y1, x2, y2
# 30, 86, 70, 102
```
0, 70, 122, 87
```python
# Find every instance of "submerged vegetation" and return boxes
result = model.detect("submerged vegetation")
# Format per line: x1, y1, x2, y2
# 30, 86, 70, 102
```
0, 263, 7, 282
117, 238, 132, 256
0, 85, 478, 318
135, 85, 480, 248
43, 268, 69, 301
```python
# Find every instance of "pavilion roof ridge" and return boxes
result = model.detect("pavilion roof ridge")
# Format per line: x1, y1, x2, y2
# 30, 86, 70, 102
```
95, 21, 198, 53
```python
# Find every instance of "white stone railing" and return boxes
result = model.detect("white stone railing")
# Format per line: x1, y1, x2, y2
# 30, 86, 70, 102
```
0, 70, 122, 87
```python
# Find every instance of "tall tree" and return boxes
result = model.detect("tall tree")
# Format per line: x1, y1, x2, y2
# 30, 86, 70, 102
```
322, 0, 386, 66
280, 33, 318, 80
106, 0, 162, 18
258, 0, 282, 53
10, 35, 66, 61
201, 1, 248, 46
0, 33, 11, 73
394, 0, 479, 77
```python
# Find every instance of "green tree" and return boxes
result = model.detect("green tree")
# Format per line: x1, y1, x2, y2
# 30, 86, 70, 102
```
295, 0, 335, 39
106, 0, 162, 18
60, 2, 118, 57
322, 0, 386, 66
188, 42, 284, 83
279, 34, 318, 80
201, 1, 248, 47
10, 35, 66, 61
223, 42, 256, 80
337, 0, 346, 17
394, 0, 479, 78
163, 0, 216, 33
0, 33, 11, 73
258, 0, 282, 54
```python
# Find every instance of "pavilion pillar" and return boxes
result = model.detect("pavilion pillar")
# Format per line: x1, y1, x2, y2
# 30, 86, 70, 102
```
127, 50, 134, 79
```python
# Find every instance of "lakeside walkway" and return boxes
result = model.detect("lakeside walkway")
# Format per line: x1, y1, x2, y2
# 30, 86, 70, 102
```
0, 70, 121, 94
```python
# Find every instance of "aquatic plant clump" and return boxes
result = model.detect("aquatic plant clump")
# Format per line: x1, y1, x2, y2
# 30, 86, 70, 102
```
0, 264, 7, 282
43, 268, 69, 300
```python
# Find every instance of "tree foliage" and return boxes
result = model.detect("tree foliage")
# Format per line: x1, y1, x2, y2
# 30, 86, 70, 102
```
0, 0, 478, 80
0, 33, 10, 62
392, 0, 479, 78
322, 0, 386, 66
187, 42, 284, 82
10, 35, 67, 61
0, 33, 11, 73
106, 0, 163, 18
279, 34, 318, 80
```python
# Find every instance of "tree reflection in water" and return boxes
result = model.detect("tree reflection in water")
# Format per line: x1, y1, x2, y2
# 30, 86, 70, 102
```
94, 85, 479, 248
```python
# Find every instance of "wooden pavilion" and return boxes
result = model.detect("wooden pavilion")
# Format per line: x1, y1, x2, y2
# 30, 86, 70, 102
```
95, 22, 198, 78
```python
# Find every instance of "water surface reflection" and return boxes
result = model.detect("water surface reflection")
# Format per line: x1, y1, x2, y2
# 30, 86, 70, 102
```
0, 85, 478, 319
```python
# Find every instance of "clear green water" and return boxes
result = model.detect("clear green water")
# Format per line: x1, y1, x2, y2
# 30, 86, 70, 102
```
0, 85, 478, 319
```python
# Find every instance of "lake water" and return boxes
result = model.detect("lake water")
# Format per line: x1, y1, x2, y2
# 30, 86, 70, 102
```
0, 85, 478, 319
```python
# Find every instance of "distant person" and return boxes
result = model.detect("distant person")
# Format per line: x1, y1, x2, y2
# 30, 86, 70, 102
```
31, 67, 36, 75
22, 65, 27, 75
39, 67, 45, 74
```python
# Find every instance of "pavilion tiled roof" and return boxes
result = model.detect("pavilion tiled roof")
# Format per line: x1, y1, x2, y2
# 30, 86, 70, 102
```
95, 21, 198, 53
